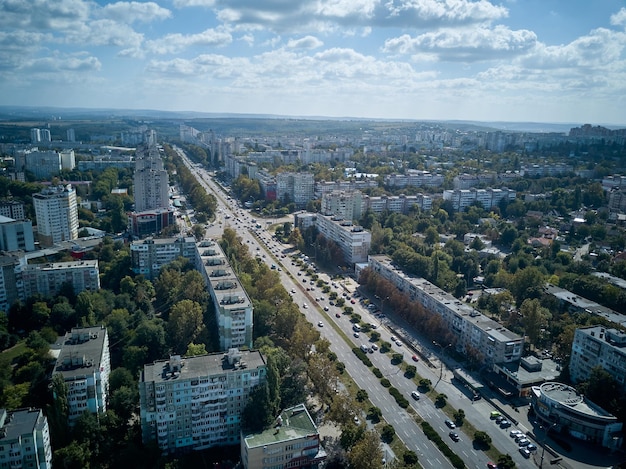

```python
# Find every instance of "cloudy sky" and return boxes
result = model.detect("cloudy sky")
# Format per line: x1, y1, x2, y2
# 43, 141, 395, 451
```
1, 0, 626, 124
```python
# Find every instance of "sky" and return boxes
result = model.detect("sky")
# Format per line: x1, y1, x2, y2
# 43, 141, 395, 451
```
1, 0, 626, 125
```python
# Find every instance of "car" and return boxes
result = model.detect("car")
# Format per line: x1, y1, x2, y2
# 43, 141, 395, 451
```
490, 411, 501, 419
527, 444, 537, 452
518, 438, 530, 447
514, 434, 527, 443
412, 355, 419, 362
335, 313, 341, 318
395, 340, 402, 347
510, 430, 523, 438
317, 321, 323, 327
500, 420, 511, 428
291, 289, 296, 294
495, 415, 504, 424
449, 431, 460, 442
411, 391, 420, 400
303, 304, 308, 309
369, 323, 377, 329
302, 279, 307, 283
390, 336, 397, 342
324, 306, 329, 311
350, 299, 356, 304
370, 344, 378, 351
297, 272, 301, 276
519, 448, 531, 458
487, 463, 497, 469
353, 332, 360, 338
445, 419, 456, 429
329, 301, 335, 305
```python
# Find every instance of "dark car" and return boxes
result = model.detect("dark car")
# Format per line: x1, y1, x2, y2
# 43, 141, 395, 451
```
449, 431, 460, 442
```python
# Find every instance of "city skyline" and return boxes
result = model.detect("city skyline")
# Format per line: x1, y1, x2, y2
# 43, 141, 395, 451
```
1, 0, 625, 125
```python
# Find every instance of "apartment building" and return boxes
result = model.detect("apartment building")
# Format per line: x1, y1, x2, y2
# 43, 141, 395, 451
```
19, 260, 100, 299
33, 184, 79, 247
314, 215, 371, 265
321, 191, 364, 220
241, 403, 326, 469
196, 240, 254, 350
442, 188, 516, 212
0, 408, 52, 469
139, 349, 267, 455
276, 172, 314, 208
127, 208, 176, 237
0, 216, 35, 252
383, 169, 444, 188
522, 163, 574, 177
133, 142, 170, 212
0, 200, 25, 220
543, 284, 626, 327
52, 326, 111, 425
570, 326, 626, 390
314, 179, 378, 198
130, 237, 197, 280
368, 255, 523, 366
24, 151, 61, 180
321, 191, 432, 221
453, 173, 498, 190
257, 170, 277, 201
530, 382, 622, 449
0, 256, 19, 313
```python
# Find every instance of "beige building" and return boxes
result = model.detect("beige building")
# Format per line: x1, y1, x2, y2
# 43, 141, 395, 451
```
130, 236, 197, 280
314, 215, 371, 265
241, 403, 326, 469
19, 260, 100, 299
33, 184, 79, 247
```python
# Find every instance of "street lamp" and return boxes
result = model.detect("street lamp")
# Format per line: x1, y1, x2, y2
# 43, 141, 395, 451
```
539, 422, 558, 468
432, 341, 452, 388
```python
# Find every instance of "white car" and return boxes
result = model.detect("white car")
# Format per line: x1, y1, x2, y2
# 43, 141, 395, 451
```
317, 321, 324, 327
303, 304, 308, 309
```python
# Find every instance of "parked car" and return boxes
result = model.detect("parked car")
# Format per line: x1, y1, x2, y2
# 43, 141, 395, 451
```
527, 443, 537, 452
371, 344, 378, 351
412, 355, 419, 362
500, 420, 511, 428
518, 438, 530, 447
317, 321, 323, 327
519, 448, 531, 458
510, 430, 523, 438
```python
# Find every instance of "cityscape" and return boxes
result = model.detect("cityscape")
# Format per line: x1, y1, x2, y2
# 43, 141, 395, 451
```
0, 109, 624, 469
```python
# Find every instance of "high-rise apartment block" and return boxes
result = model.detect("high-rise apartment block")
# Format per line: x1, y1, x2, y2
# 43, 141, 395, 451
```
384, 170, 444, 188
570, 326, 626, 390
0, 256, 19, 313
0, 215, 35, 252
241, 403, 326, 469
33, 184, 79, 247
139, 349, 267, 455
19, 260, 100, 299
196, 240, 253, 350
133, 142, 170, 212
367, 255, 523, 366
276, 172, 314, 208
52, 326, 111, 425
0, 408, 52, 469
24, 151, 62, 180
0, 200, 25, 220
304, 214, 371, 265
130, 237, 198, 280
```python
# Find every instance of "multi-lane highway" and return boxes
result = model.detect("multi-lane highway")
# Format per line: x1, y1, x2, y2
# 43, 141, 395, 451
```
173, 146, 537, 469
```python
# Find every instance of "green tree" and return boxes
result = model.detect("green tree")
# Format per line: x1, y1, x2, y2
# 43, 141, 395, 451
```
184, 342, 207, 357
242, 381, 274, 432
53, 441, 92, 469
167, 299, 204, 354
348, 430, 383, 469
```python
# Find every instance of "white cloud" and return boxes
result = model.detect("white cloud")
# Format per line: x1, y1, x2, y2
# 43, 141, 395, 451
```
610, 8, 626, 27
172, 0, 216, 7
64, 19, 144, 48
0, 0, 90, 30
145, 28, 232, 54
286, 36, 323, 50
383, 25, 537, 61
99, 1, 171, 23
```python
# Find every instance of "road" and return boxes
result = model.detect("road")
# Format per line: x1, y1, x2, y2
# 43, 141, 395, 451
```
174, 147, 538, 469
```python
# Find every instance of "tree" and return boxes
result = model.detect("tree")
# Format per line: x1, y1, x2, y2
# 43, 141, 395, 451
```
53, 441, 92, 469
348, 430, 383, 469
367, 406, 382, 423
356, 389, 368, 402
380, 424, 395, 443
167, 299, 204, 354
184, 342, 207, 357
241, 381, 274, 432
520, 298, 551, 347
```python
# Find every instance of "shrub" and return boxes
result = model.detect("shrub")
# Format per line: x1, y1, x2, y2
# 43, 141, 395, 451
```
380, 378, 391, 388
381, 424, 395, 443
372, 368, 383, 378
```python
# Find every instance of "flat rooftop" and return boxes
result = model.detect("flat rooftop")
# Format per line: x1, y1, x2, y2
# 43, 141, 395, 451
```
0, 408, 42, 441
244, 403, 317, 448
53, 326, 107, 380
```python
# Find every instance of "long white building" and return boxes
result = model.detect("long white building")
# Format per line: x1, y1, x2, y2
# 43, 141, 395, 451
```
196, 240, 254, 351
33, 184, 79, 247
139, 349, 267, 455
130, 237, 197, 280
321, 190, 432, 221
443, 188, 516, 212
19, 260, 100, 299
0, 408, 52, 469
368, 255, 523, 366
52, 326, 111, 425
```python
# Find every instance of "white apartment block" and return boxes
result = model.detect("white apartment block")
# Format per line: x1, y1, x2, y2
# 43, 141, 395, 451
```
442, 188, 516, 212
276, 172, 314, 208
139, 350, 267, 455
602, 175, 626, 191
321, 191, 364, 220
52, 326, 111, 425
368, 255, 523, 366
24, 151, 61, 180
384, 169, 444, 188
130, 237, 197, 280
570, 326, 626, 390
59, 149, 76, 171
453, 173, 497, 190
0, 215, 35, 252
321, 191, 433, 221
134, 142, 170, 212
33, 184, 79, 247
522, 163, 573, 177
0, 201, 25, 220
19, 260, 100, 300
608, 188, 626, 213
241, 403, 326, 469
0, 408, 52, 469
314, 215, 371, 265
314, 180, 378, 198
196, 240, 254, 351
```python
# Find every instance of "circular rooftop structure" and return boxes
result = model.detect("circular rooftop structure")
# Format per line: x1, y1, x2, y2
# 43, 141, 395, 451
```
539, 382, 584, 406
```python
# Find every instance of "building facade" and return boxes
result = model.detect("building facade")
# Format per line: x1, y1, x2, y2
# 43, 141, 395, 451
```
139, 350, 267, 455
130, 237, 197, 280
442, 188, 516, 212
24, 151, 61, 180
241, 403, 326, 469
133, 142, 170, 212
314, 215, 371, 265
368, 255, 523, 366
0, 216, 35, 252
52, 326, 111, 425
276, 172, 314, 208
196, 240, 254, 350
0, 408, 52, 469
0, 256, 19, 313
0, 201, 25, 220
128, 208, 176, 237
19, 260, 100, 299
570, 326, 626, 390
530, 382, 622, 449
33, 184, 79, 247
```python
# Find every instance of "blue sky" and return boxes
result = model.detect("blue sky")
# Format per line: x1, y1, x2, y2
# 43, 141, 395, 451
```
1, 0, 625, 124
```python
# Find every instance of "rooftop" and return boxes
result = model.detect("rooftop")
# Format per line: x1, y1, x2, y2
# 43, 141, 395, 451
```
0, 408, 45, 441
243, 403, 318, 448
539, 382, 616, 419
53, 326, 108, 380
